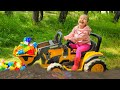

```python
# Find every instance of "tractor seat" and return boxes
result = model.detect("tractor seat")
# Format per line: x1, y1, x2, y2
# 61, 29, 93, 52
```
71, 40, 96, 57
81, 40, 96, 57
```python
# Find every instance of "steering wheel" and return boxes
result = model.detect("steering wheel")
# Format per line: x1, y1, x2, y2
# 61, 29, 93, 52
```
54, 31, 63, 45
66, 40, 75, 50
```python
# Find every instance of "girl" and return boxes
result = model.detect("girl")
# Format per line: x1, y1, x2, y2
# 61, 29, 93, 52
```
64, 14, 92, 71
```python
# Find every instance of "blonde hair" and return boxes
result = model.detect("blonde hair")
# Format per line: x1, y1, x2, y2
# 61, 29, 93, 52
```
78, 14, 89, 23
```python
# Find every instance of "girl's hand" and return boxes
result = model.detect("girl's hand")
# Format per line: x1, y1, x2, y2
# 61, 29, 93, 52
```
70, 38, 76, 43
64, 36, 68, 40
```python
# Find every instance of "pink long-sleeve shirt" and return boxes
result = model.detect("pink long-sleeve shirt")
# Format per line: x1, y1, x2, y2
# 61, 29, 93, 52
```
64, 25, 92, 45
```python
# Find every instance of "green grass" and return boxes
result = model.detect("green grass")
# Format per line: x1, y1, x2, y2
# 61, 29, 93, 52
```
0, 11, 120, 70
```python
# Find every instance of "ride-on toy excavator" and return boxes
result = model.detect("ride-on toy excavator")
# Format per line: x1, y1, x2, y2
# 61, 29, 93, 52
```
13, 31, 106, 72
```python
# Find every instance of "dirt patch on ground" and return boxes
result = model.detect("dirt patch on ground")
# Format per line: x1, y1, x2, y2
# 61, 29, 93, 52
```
0, 64, 120, 79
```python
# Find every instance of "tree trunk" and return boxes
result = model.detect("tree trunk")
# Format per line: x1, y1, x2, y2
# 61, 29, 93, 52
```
106, 11, 108, 14
84, 11, 89, 15
97, 11, 101, 13
109, 11, 114, 13
59, 11, 68, 23
33, 11, 43, 23
113, 11, 120, 22
33, 11, 39, 22
39, 11, 43, 21
5, 11, 13, 16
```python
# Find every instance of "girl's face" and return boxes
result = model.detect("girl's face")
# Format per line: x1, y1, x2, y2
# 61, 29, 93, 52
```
78, 15, 88, 29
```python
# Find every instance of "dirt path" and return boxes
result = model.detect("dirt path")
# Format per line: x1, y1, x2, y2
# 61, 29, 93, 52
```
0, 64, 120, 79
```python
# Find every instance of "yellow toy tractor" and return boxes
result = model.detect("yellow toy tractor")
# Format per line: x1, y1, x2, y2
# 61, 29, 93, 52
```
13, 31, 106, 72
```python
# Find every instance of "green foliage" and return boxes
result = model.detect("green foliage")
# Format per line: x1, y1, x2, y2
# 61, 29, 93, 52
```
0, 11, 120, 70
